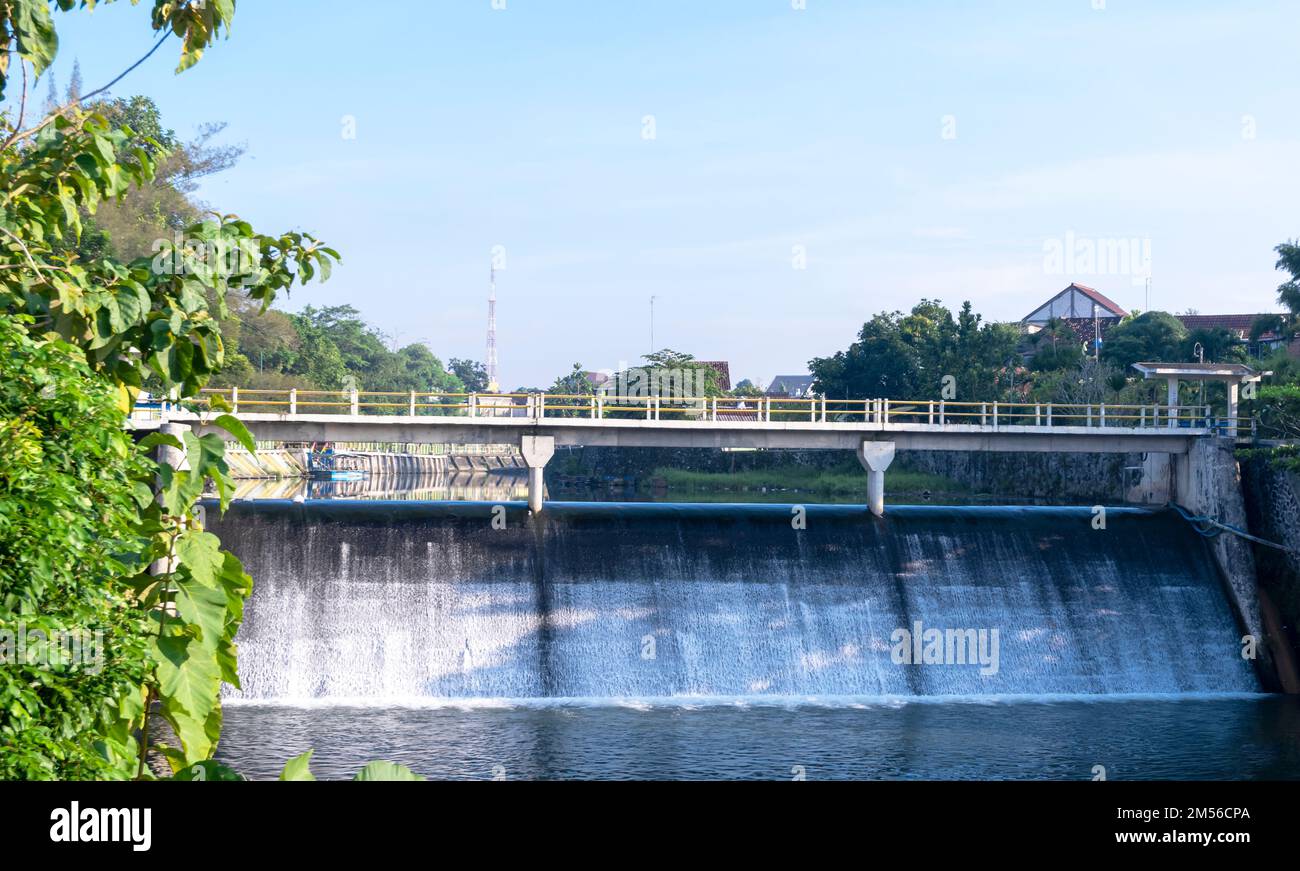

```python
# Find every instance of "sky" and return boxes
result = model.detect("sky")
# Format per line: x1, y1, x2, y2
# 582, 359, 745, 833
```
25, 0, 1300, 389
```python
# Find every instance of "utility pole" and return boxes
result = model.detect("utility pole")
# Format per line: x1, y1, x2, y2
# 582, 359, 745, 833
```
486, 263, 499, 392
1092, 303, 1100, 360
649, 295, 656, 354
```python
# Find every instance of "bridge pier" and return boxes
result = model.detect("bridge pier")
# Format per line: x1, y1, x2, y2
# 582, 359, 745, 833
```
856, 440, 896, 517
519, 435, 555, 513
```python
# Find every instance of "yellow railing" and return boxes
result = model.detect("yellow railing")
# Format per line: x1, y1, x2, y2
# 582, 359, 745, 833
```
180, 388, 1247, 432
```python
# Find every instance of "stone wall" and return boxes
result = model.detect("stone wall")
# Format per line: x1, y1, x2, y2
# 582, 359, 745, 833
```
1241, 455, 1300, 688
1175, 439, 1284, 690
551, 445, 1150, 502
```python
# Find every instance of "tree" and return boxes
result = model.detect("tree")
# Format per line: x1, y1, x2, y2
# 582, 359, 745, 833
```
0, 1, 339, 778
1275, 240, 1300, 332
809, 300, 1019, 402
1183, 327, 1246, 364
550, 362, 594, 395
57, 95, 244, 262
449, 357, 488, 392
370, 343, 460, 394
0, 316, 153, 779
606, 349, 725, 398
1102, 311, 1188, 372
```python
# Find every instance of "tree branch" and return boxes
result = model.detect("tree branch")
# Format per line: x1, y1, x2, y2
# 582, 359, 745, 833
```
79, 30, 173, 107
3, 31, 174, 149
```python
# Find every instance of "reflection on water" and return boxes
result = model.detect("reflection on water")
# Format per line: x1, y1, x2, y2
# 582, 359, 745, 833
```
217, 697, 1300, 781
232, 471, 528, 502
229, 473, 1101, 506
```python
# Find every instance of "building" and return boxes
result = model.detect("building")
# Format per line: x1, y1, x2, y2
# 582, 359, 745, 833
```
696, 361, 732, 392
1019, 280, 1297, 361
1022, 282, 1128, 327
1175, 314, 1297, 357
766, 374, 816, 398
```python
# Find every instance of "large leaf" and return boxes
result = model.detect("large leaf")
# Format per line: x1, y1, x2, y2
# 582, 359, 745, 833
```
353, 761, 425, 782
279, 751, 317, 782
176, 530, 224, 587
213, 413, 255, 453
171, 572, 228, 650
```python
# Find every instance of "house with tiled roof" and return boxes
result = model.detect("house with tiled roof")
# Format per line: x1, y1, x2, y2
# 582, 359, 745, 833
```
696, 361, 731, 392
766, 374, 816, 398
1176, 313, 1298, 358
1022, 283, 1128, 326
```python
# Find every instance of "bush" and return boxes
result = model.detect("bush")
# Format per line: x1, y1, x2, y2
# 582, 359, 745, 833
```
0, 318, 154, 779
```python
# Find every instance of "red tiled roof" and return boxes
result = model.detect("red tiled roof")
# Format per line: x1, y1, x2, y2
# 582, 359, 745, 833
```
1176, 314, 1284, 341
1021, 282, 1128, 323
1068, 283, 1129, 318
696, 361, 731, 391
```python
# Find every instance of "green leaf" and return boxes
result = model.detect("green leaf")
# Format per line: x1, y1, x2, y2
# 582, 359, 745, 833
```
213, 413, 255, 453
353, 761, 425, 782
176, 531, 223, 587
10, 0, 59, 82
279, 751, 317, 781
153, 634, 221, 727
172, 573, 228, 649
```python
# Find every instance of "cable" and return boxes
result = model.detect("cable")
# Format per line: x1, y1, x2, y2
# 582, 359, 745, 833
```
1170, 503, 1295, 553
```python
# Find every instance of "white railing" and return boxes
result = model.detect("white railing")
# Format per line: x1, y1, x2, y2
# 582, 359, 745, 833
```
156, 389, 1250, 435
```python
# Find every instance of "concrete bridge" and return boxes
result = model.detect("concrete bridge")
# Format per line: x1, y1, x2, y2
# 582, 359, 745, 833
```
139, 388, 1246, 515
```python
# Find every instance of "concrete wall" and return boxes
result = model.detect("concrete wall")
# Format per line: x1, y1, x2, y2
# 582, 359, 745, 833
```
1240, 456, 1300, 688
1174, 439, 1282, 689
551, 445, 1159, 502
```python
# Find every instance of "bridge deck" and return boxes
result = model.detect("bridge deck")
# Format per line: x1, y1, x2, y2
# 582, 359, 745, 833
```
135, 390, 1246, 454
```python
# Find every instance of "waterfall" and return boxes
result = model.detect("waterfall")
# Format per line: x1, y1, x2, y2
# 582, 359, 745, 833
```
207, 501, 1259, 703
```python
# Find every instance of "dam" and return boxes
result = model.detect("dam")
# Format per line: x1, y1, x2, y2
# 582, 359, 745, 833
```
206, 498, 1300, 780
210, 501, 1256, 702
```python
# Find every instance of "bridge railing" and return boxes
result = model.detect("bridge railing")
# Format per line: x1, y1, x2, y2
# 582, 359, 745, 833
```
186, 388, 1250, 433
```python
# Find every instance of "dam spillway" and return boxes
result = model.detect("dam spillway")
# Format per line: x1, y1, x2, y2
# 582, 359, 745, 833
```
206, 501, 1259, 702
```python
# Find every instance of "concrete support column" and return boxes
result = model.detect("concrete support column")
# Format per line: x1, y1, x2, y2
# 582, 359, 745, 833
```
856, 439, 896, 517
519, 434, 555, 513
1227, 382, 1240, 437
1166, 377, 1178, 428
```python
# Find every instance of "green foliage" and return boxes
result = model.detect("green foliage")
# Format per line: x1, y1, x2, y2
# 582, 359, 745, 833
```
0, 317, 152, 779
550, 362, 593, 395
0, 2, 337, 779
1027, 317, 1085, 372
275, 752, 425, 782
1253, 383, 1300, 440
1275, 240, 1300, 330
809, 300, 1020, 401
603, 348, 725, 398
1183, 327, 1247, 364
1101, 311, 1188, 372
218, 303, 465, 393
450, 357, 489, 392
2, 1, 234, 101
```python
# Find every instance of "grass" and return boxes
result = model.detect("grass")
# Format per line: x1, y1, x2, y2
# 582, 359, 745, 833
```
646, 464, 963, 496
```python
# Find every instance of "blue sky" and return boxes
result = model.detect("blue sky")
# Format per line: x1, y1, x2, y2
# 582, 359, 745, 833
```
28, 0, 1300, 388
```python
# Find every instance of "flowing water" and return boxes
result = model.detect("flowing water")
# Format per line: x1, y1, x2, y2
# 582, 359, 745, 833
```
207, 500, 1299, 779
